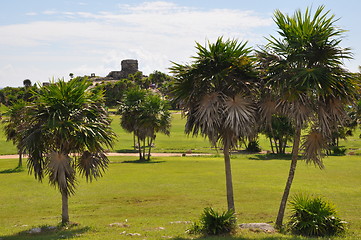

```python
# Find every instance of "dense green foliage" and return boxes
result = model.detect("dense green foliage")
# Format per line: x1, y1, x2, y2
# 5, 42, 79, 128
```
119, 88, 171, 161
92, 79, 135, 107
0, 85, 37, 106
288, 194, 346, 237
189, 207, 237, 235
261, 115, 294, 154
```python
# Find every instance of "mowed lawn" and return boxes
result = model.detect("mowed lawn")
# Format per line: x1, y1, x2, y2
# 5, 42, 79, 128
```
0, 154, 361, 240
1, 112, 361, 155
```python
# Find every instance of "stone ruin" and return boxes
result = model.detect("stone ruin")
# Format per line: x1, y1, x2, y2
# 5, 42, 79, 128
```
107, 59, 140, 79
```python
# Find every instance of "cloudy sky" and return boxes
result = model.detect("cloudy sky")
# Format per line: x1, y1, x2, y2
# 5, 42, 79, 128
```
1, 0, 360, 87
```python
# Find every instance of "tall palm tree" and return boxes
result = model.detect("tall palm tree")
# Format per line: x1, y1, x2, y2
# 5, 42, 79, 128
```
258, 6, 357, 228
170, 37, 259, 211
19, 78, 116, 225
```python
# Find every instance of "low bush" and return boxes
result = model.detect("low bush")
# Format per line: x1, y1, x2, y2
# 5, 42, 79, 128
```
331, 146, 347, 155
288, 194, 346, 237
246, 140, 261, 152
188, 207, 237, 235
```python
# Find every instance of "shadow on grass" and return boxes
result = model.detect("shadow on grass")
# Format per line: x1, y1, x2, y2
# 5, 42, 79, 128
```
248, 153, 293, 161
115, 149, 138, 153
121, 159, 165, 164
171, 235, 307, 240
0, 166, 24, 174
0, 224, 91, 240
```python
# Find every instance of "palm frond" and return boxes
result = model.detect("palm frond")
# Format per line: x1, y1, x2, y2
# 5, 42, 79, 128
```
223, 94, 257, 139
46, 152, 77, 196
77, 151, 109, 182
301, 130, 327, 169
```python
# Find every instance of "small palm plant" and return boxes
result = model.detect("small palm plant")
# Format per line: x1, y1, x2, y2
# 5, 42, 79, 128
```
189, 207, 237, 236
288, 194, 346, 237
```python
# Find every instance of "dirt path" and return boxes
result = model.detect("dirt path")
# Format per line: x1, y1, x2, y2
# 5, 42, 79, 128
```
0, 152, 211, 159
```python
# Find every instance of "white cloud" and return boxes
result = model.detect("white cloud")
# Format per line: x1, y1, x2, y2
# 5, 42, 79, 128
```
0, 1, 273, 87
43, 10, 57, 15
26, 12, 38, 16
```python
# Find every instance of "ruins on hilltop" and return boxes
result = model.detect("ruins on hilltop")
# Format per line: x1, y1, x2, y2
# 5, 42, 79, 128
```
107, 59, 139, 79
90, 59, 142, 83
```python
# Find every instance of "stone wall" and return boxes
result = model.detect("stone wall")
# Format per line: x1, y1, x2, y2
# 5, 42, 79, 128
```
107, 59, 139, 79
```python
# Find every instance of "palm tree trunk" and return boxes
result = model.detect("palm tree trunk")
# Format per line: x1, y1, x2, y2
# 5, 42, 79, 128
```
17, 149, 23, 168
143, 139, 146, 160
61, 191, 69, 225
133, 133, 136, 151
137, 135, 142, 160
269, 137, 274, 154
275, 126, 301, 228
147, 137, 153, 161
223, 141, 235, 211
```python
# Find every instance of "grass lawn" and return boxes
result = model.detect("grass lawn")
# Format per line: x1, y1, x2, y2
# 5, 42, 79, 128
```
2, 112, 361, 156
0, 154, 360, 239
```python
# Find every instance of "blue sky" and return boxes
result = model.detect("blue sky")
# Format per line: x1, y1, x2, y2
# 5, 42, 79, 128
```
1, 0, 360, 87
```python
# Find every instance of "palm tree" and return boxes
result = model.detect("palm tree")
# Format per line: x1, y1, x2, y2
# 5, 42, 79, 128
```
170, 37, 259, 211
19, 78, 116, 225
258, 6, 357, 228
3, 100, 27, 168
120, 88, 171, 161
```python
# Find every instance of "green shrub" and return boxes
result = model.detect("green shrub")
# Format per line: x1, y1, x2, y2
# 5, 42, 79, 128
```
331, 146, 347, 155
246, 140, 261, 152
288, 194, 346, 237
188, 207, 237, 235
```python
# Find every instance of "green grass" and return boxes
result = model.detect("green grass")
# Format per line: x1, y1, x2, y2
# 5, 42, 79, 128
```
1, 154, 360, 239
111, 113, 218, 154
2, 113, 361, 156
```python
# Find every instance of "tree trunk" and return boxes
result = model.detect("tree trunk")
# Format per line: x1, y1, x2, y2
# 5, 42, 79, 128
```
17, 150, 23, 168
275, 138, 280, 154
143, 139, 146, 160
223, 141, 235, 211
275, 127, 301, 229
269, 137, 274, 154
133, 133, 136, 151
61, 191, 69, 225
147, 137, 153, 161
137, 135, 142, 160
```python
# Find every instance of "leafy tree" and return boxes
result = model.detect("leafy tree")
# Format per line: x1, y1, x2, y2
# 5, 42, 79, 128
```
92, 78, 135, 107
23, 79, 32, 88
262, 114, 294, 154
129, 71, 149, 89
171, 37, 259, 211
120, 88, 171, 161
119, 88, 147, 152
0, 85, 37, 106
258, 6, 357, 228
2, 101, 27, 168
19, 78, 116, 225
